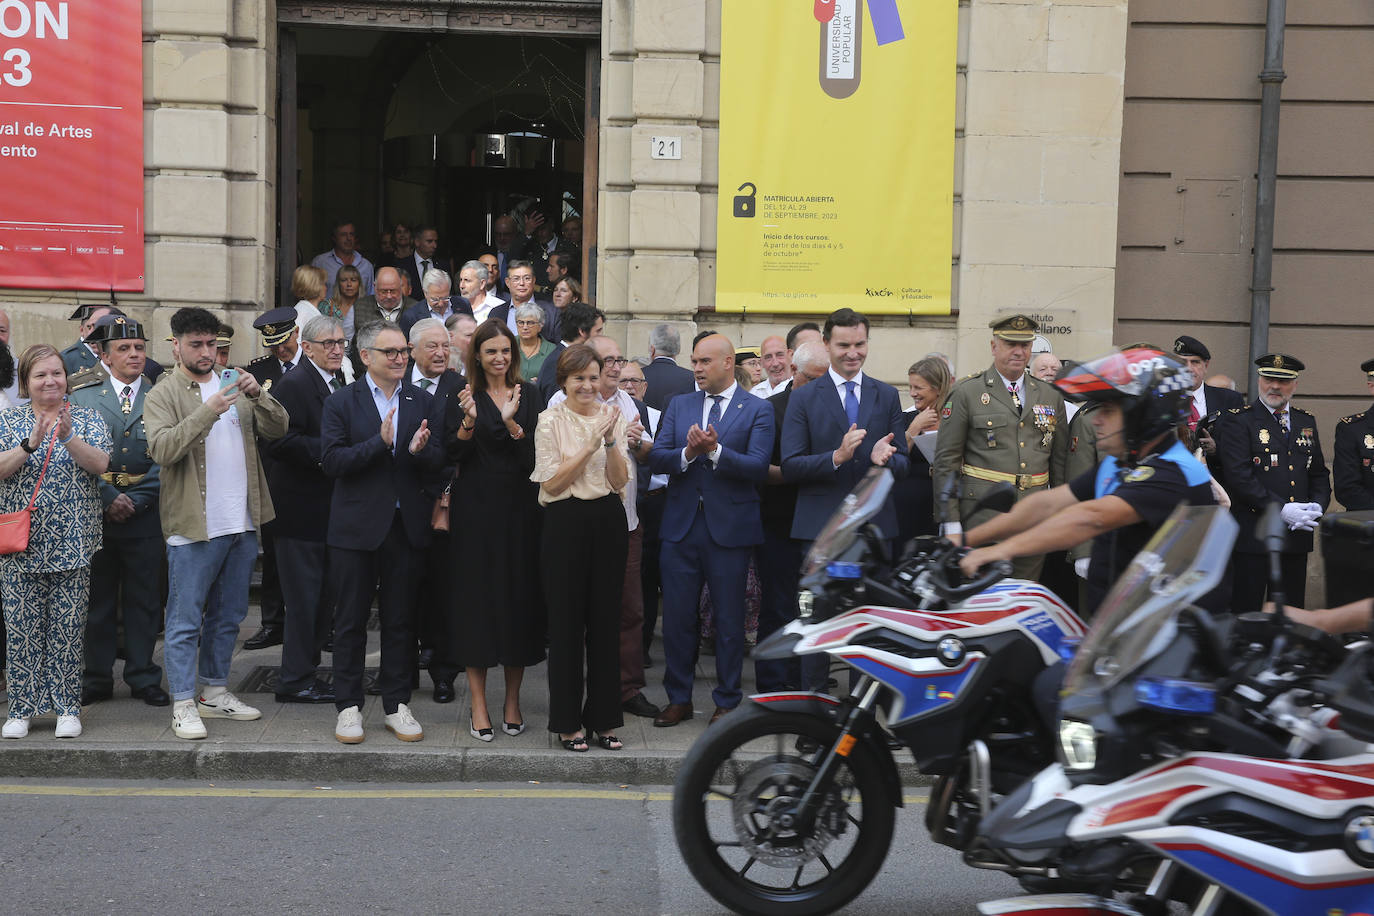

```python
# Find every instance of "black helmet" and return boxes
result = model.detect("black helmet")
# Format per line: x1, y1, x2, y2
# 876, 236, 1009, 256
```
1054, 348, 1193, 464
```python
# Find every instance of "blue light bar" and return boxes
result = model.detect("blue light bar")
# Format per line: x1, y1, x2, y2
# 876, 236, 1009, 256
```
1135, 677, 1217, 715
1057, 638, 1081, 662
826, 561, 863, 579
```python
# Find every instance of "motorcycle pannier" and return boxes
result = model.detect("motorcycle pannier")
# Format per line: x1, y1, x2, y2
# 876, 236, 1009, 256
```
1320, 510, 1374, 608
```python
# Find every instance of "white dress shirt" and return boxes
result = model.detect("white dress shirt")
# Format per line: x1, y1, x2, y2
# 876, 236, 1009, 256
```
829, 367, 864, 406
681, 382, 739, 470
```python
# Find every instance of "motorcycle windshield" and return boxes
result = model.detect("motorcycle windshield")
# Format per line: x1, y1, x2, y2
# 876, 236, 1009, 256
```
1062, 504, 1236, 696
801, 468, 894, 577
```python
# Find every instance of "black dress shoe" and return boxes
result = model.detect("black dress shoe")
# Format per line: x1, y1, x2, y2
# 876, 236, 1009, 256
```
433, 681, 455, 704
275, 680, 336, 704
244, 626, 283, 650
81, 686, 114, 706
130, 684, 171, 707
622, 692, 661, 718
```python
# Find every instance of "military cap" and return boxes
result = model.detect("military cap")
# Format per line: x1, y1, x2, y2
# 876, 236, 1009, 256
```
1255, 353, 1304, 380
989, 314, 1038, 342
735, 346, 760, 361
253, 307, 298, 347
217, 324, 235, 349
1361, 357, 1374, 378
68, 303, 96, 321
87, 313, 146, 343
1172, 335, 1211, 362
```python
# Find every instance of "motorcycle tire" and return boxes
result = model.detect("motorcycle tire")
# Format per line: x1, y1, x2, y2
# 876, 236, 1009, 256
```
672, 704, 897, 916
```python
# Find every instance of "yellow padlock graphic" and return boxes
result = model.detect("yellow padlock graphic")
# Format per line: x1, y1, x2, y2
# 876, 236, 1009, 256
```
733, 182, 757, 218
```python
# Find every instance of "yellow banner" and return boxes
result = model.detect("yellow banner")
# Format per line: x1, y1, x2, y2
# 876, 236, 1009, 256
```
715, 0, 956, 315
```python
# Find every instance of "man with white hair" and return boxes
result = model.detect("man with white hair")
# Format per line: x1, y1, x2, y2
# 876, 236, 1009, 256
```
643, 323, 694, 410
400, 268, 471, 338
1030, 351, 1062, 383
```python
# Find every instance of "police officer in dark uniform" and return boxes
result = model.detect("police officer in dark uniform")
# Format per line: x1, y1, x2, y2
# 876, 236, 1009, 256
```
242, 307, 303, 650
1333, 358, 1374, 511
1214, 353, 1331, 612
70, 314, 170, 706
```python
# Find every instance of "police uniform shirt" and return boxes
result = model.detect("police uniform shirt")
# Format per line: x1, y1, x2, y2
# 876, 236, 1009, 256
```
1333, 406, 1374, 510
1067, 439, 1216, 614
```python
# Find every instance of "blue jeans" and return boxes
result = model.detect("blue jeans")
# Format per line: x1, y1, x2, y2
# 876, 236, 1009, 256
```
164, 532, 258, 702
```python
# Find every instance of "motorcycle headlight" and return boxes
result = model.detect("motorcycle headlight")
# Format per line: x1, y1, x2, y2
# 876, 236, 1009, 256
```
1058, 719, 1097, 771
797, 589, 815, 620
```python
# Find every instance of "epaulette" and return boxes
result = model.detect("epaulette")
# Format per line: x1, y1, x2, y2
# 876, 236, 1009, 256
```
1228, 406, 1246, 414
66, 365, 105, 392
145, 368, 168, 387
1339, 412, 1366, 424
953, 371, 984, 387
246, 354, 272, 367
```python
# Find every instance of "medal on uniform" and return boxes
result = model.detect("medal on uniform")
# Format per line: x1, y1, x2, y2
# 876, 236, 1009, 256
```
1258, 428, 1270, 445
986, 430, 997, 448
1365, 434, 1374, 450
980, 392, 990, 405
1271, 454, 1278, 468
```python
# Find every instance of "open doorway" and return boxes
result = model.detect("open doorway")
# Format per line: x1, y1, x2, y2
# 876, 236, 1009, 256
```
280, 26, 592, 297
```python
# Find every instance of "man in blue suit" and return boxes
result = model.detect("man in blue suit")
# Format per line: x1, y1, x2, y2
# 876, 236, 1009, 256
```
649, 333, 774, 726
782, 308, 908, 543
321, 320, 444, 745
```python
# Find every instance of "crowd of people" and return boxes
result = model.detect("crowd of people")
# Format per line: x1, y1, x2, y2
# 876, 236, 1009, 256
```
0, 234, 1370, 744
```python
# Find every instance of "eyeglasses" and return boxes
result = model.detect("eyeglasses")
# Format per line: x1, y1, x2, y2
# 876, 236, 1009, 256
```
309, 338, 347, 351
619, 377, 646, 388
425, 296, 452, 308
604, 357, 629, 367
367, 346, 412, 361
514, 319, 542, 328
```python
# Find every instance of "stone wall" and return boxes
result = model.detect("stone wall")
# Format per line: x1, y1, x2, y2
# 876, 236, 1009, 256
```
598, 0, 1127, 394
0, 0, 277, 369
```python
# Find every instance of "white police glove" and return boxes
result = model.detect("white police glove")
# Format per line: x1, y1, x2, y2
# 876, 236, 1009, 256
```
940, 522, 962, 539
1074, 557, 1090, 580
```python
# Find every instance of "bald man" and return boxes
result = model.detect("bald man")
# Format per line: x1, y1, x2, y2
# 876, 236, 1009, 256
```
648, 333, 774, 726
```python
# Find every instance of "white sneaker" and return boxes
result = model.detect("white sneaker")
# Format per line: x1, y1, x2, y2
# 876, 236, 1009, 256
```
2, 717, 28, 739
172, 700, 207, 739
383, 703, 424, 742
197, 689, 261, 721
335, 706, 364, 744
54, 715, 81, 738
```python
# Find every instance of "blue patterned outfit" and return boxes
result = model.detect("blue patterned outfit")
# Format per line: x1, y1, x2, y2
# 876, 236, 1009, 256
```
0, 405, 111, 717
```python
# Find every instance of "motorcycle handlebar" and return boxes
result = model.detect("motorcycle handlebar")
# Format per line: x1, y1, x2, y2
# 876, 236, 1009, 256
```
939, 559, 1014, 603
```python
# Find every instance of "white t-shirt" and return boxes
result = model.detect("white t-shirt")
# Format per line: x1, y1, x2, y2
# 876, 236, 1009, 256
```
167, 379, 252, 544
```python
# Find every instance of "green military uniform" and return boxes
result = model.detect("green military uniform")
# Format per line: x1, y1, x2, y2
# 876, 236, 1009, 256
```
60, 339, 99, 376
68, 314, 168, 703
932, 315, 1067, 579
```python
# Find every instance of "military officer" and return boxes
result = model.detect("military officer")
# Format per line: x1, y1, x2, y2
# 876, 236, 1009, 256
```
66, 306, 168, 392
1332, 358, 1374, 511
242, 307, 302, 651
1214, 353, 1331, 612
70, 314, 170, 707
215, 324, 235, 368
933, 314, 1067, 579
60, 303, 114, 375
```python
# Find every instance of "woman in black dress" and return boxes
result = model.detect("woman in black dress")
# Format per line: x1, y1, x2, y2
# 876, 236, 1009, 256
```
893, 356, 953, 546
446, 319, 545, 741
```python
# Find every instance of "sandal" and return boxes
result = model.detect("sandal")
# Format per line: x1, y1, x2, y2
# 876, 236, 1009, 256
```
560, 734, 589, 752
593, 732, 623, 751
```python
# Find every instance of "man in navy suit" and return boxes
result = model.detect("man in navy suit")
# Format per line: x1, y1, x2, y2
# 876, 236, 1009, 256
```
391, 224, 451, 300
264, 314, 348, 705
321, 320, 444, 744
398, 268, 471, 339
642, 323, 696, 410
782, 308, 908, 543
649, 333, 774, 726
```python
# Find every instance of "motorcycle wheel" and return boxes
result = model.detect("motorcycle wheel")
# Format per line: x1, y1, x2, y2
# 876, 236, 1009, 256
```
672, 704, 897, 916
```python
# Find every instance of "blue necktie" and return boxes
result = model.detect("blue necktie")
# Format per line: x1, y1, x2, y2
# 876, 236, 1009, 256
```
843, 380, 858, 426
707, 394, 724, 428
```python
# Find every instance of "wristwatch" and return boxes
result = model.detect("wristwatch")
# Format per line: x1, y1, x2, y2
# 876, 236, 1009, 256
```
604, 438, 616, 449
19, 437, 36, 454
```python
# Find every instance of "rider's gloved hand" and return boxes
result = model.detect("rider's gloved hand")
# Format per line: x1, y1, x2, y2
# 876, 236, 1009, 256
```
1074, 557, 1090, 579
939, 522, 962, 540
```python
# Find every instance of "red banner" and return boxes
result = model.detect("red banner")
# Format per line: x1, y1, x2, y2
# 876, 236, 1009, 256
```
0, 1, 144, 291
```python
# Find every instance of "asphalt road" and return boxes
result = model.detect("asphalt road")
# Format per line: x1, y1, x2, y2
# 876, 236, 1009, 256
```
0, 779, 1017, 915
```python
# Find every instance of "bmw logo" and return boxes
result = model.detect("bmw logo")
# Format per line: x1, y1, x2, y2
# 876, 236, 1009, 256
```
1343, 813, 1374, 868
936, 638, 965, 667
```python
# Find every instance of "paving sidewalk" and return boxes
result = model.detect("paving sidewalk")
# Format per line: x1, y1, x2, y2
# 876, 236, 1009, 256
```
0, 613, 927, 786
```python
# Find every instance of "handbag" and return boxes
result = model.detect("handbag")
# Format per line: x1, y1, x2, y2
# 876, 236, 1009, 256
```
0, 428, 56, 555
430, 472, 456, 532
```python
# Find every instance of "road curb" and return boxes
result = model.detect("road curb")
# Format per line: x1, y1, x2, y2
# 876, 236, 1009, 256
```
0, 744, 936, 786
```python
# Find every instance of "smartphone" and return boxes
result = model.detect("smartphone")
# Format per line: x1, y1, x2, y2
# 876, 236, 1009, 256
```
219, 368, 240, 390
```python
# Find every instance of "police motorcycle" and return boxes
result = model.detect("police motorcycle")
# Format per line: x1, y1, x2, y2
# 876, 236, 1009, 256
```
671, 467, 1091, 916
969, 503, 1374, 916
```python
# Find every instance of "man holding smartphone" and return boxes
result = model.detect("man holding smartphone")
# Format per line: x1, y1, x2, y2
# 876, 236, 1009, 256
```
145, 307, 289, 740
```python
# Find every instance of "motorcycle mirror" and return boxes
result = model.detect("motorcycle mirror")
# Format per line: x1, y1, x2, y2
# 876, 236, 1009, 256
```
974, 482, 1017, 515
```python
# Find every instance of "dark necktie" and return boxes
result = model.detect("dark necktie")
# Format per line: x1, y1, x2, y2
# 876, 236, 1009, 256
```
1008, 383, 1022, 412
120, 385, 132, 415
707, 394, 724, 428
330, 376, 343, 391
843, 380, 858, 426
421, 259, 431, 279
282, 360, 293, 374
419, 378, 434, 391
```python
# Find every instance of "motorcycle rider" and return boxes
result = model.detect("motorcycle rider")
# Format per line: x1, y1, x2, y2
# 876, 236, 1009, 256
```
959, 348, 1224, 616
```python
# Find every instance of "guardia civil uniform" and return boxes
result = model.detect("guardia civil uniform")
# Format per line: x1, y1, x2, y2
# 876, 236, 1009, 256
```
1214, 353, 1330, 612
932, 314, 1067, 579
1332, 358, 1374, 511
68, 314, 168, 705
